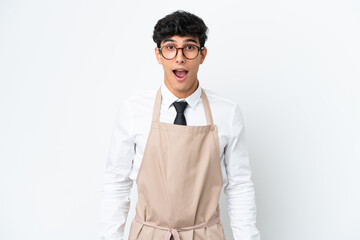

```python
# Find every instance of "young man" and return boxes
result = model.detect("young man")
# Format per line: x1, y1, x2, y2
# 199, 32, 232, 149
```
100, 10, 260, 240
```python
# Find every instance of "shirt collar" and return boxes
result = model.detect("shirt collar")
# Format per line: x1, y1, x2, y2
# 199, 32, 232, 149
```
161, 81, 202, 110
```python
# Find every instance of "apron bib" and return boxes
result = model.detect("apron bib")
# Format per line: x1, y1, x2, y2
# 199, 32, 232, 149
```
129, 87, 226, 240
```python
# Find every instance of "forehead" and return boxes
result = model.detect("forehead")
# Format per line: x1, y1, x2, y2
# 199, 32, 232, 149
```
161, 35, 200, 45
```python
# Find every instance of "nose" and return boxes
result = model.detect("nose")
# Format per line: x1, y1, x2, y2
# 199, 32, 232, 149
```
175, 48, 186, 63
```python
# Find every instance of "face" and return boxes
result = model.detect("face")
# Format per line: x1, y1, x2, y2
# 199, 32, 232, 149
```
155, 35, 207, 99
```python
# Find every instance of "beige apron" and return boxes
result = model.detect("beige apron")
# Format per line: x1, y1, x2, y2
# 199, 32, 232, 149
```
129, 87, 226, 240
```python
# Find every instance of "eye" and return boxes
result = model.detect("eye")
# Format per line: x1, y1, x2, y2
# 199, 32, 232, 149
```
165, 45, 175, 50
185, 45, 195, 50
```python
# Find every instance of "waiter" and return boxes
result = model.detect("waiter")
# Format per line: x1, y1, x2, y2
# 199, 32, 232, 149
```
100, 10, 261, 240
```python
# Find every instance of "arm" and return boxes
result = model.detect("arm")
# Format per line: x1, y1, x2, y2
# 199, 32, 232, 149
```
100, 101, 134, 240
224, 103, 261, 240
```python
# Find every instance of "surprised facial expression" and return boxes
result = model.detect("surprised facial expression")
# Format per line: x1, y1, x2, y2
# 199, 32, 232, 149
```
155, 35, 207, 99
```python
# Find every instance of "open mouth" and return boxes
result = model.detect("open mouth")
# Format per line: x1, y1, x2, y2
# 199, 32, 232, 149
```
173, 69, 188, 81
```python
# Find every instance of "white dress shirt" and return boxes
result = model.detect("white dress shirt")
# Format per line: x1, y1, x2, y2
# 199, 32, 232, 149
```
100, 81, 260, 240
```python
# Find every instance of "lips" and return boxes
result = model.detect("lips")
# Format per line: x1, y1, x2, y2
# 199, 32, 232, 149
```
173, 69, 188, 81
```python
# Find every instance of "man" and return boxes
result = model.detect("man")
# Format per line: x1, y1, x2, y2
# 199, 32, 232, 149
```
100, 10, 260, 240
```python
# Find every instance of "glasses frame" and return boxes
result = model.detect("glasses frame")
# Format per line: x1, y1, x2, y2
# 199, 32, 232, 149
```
158, 44, 205, 60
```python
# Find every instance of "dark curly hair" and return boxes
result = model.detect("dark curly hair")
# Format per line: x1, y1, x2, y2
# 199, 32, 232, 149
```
152, 10, 208, 48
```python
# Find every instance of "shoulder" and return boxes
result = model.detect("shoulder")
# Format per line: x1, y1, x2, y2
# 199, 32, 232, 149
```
202, 88, 240, 113
120, 88, 158, 111
201, 87, 246, 131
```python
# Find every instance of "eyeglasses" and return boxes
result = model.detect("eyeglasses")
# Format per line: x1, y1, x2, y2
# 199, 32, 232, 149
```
158, 44, 205, 60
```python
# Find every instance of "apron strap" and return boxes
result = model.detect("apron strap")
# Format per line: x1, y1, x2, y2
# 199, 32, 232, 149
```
200, 88, 214, 126
135, 214, 220, 240
152, 87, 162, 123
152, 86, 215, 126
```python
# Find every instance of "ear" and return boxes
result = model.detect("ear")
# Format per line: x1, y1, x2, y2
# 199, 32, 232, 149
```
200, 47, 207, 64
155, 47, 162, 64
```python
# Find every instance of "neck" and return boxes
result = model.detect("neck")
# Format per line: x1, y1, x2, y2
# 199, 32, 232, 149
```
165, 80, 199, 99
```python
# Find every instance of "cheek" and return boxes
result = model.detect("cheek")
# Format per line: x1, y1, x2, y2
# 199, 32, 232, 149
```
161, 64, 171, 73
189, 65, 200, 74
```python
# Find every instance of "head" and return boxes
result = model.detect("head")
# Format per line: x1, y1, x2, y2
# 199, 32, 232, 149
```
153, 10, 208, 98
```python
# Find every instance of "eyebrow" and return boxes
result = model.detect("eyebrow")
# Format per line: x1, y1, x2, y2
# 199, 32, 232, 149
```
162, 38, 199, 45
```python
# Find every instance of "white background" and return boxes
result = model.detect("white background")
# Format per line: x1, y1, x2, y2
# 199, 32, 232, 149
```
1, 0, 359, 239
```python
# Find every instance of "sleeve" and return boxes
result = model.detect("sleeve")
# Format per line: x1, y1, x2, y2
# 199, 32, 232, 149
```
100, 100, 135, 240
223, 103, 261, 240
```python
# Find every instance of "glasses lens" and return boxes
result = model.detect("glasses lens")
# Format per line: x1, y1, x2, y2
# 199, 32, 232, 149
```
161, 45, 177, 59
183, 45, 199, 59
